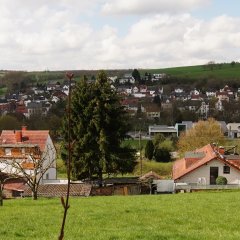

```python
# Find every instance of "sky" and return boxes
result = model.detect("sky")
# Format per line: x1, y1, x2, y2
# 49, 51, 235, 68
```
0, 0, 240, 71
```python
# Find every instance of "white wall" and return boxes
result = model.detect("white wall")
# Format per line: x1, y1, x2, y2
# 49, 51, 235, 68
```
41, 135, 57, 181
177, 160, 240, 185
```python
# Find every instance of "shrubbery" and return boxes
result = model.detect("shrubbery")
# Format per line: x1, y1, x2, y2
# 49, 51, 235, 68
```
216, 176, 228, 185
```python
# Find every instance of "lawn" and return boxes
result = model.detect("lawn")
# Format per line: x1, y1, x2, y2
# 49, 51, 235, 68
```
1, 191, 240, 239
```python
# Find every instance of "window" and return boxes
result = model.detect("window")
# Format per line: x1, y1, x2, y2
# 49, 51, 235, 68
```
22, 148, 25, 155
223, 166, 230, 174
46, 173, 49, 180
5, 148, 11, 156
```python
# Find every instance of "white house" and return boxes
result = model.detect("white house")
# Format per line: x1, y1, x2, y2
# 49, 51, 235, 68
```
227, 123, 240, 138
197, 101, 209, 117
215, 99, 224, 111
0, 126, 57, 182
173, 144, 240, 185
152, 73, 166, 81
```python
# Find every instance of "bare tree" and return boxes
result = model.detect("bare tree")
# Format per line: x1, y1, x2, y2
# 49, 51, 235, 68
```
0, 164, 22, 206
0, 144, 56, 200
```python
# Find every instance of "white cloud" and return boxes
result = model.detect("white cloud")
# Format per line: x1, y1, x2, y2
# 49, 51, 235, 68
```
102, 0, 211, 15
119, 14, 240, 68
0, 1, 240, 70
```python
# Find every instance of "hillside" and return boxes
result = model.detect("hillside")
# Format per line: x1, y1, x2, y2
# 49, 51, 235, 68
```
1, 62, 240, 84
141, 62, 240, 81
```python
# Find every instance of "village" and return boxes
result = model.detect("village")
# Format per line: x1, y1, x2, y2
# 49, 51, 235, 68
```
1, 69, 240, 201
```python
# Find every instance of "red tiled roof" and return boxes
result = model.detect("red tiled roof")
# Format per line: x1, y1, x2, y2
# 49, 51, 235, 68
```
172, 144, 240, 180
173, 144, 217, 180
4, 182, 26, 191
139, 171, 162, 181
0, 130, 49, 151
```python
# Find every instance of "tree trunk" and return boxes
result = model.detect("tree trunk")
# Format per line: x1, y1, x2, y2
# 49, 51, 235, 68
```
32, 190, 38, 200
0, 184, 3, 206
98, 169, 103, 187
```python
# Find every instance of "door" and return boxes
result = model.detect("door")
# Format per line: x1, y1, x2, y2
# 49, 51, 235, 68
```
210, 167, 218, 185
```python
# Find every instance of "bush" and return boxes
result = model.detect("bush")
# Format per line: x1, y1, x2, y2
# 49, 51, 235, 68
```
216, 176, 228, 185
154, 148, 171, 163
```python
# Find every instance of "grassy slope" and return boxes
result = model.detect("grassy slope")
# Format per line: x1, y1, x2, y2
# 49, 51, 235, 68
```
141, 63, 240, 80
1, 192, 240, 239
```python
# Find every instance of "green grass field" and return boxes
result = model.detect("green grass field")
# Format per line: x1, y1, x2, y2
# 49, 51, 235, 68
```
1, 191, 240, 239
141, 63, 240, 80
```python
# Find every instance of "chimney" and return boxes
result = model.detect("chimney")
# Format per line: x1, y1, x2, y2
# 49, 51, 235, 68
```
22, 125, 27, 131
15, 131, 22, 142
219, 146, 225, 155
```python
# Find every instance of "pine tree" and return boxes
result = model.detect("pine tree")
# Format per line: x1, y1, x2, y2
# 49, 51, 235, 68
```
61, 71, 136, 182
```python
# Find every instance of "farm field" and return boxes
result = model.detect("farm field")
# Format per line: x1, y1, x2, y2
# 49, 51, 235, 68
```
1, 191, 240, 239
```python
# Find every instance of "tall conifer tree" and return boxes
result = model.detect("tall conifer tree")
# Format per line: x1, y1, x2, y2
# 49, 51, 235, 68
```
61, 71, 136, 181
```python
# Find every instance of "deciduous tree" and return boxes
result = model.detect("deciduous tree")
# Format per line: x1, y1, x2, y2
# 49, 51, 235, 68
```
0, 144, 56, 200
177, 118, 225, 154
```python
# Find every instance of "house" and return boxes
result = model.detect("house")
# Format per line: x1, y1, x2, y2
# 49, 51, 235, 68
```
206, 91, 216, 98
215, 99, 224, 111
121, 98, 139, 113
1, 176, 26, 198
161, 100, 172, 110
172, 144, 240, 185
142, 103, 160, 119
25, 101, 51, 118
132, 86, 139, 93
151, 73, 167, 81
148, 125, 177, 137
119, 74, 135, 84
125, 87, 132, 95
197, 101, 209, 118
139, 85, 148, 93
0, 100, 12, 115
0, 126, 57, 182
227, 123, 240, 138
216, 91, 230, 102
108, 76, 118, 83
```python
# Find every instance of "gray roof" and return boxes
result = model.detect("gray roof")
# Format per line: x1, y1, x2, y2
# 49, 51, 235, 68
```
185, 151, 205, 159
24, 183, 92, 197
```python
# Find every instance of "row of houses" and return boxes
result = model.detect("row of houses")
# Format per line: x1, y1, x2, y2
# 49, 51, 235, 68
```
0, 82, 70, 117
117, 84, 240, 120
110, 73, 167, 85
0, 125, 163, 197
2, 125, 240, 198
117, 84, 237, 101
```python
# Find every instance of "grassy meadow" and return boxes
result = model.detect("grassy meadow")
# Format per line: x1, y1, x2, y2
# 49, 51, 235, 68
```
141, 63, 240, 80
1, 191, 240, 239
